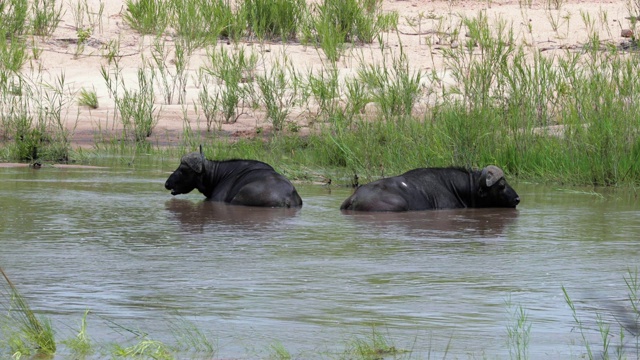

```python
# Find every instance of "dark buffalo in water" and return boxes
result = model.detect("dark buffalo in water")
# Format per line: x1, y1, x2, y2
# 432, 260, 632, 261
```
340, 165, 520, 212
165, 151, 302, 208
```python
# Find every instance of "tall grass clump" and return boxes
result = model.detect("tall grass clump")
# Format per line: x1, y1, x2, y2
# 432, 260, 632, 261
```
441, 13, 516, 110
0, 92, 44, 162
0, 35, 28, 82
243, 0, 306, 42
556, 43, 640, 185
119, 68, 159, 142
255, 53, 301, 131
0, 268, 56, 357
305, 63, 341, 122
268, 342, 292, 360
294, 115, 436, 180
0, 0, 29, 81
30, 0, 64, 36
0, 0, 29, 37
149, 38, 190, 105
356, 46, 424, 120
1, 71, 75, 162
201, 46, 257, 124
308, 0, 397, 60
69, 0, 105, 33
35, 73, 76, 162
171, 0, 239, 49
101, 58, 160, 143
197, 70, 222, 132
123, 0, 171, 35
426, 11, 640, 184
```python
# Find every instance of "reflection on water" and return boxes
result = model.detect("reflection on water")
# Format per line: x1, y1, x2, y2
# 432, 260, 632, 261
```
165, 198, 301, 232
0, 167, 639, 359
343, 208, 519, 238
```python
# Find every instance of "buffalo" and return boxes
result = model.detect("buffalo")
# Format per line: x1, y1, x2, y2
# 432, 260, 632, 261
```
165, 151, 302, 208
340, 165, 519, 212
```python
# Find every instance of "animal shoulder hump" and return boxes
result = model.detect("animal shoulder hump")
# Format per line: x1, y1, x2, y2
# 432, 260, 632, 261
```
222, 159, 275, 171
402, 167, 470, 185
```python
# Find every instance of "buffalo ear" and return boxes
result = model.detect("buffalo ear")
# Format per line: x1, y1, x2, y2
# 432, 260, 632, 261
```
181, 152, 204, 174
480, 165, 504, 187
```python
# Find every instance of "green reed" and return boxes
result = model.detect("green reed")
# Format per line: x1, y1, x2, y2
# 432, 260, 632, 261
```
0, 1, 28, 76
307, 0, 396, 60
0, 0, 28, 37
343, 327, 406, 360
31, 0, 63, 36
149, 38, 190, 105
0, 268, 56, 357
356, 44, 423, 120
61, 310, 93, 357
562, 268, 639, 360
243, 0, 306, 42
101, 51, 160, 144
255, 52, 300, 131
201, 46, 258, 124
506, 300, 531, 360
3, 3, 640, 186
123, 0, 171, 35
171, 0, 238, 49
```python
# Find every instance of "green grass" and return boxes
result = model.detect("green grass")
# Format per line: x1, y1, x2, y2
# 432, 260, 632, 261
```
171, 0, 237, 50
112, 339, 174, 359
123, 0, 170, 35
506, 300, 531, 360
61, 310, 93, 357
77, 87, 99, 109
0, 268, 56, 357
563, 268, 640, 360
30, 0, 64, 36
344, 327, 407, 359
201, 45, 258, 124
2, 6, 640, 186
243, 0, 306, 41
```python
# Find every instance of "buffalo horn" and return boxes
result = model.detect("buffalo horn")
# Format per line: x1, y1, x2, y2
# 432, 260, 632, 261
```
481, 165, 504, 187
181, 152, 204, 174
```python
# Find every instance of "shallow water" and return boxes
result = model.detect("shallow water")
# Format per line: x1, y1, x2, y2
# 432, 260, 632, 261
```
0, 164, 639, 359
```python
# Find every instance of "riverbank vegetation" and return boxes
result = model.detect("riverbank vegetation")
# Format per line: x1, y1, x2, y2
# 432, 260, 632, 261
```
1, 266, 638, 359
1, 0, 640, 187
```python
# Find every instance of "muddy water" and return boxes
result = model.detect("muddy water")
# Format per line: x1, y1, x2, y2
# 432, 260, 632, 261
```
0, 164, 639, 359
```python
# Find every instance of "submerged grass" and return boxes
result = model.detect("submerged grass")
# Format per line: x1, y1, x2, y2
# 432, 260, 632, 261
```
0, 267, 56, 357
563, 268, 640, 360
1, 266, 639, 359
61, 310, 93, 357
344, 327, 408, 359
506, 299, 531, 360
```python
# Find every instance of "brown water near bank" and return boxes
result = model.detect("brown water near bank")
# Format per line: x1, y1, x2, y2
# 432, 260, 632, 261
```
0, 164, 639, 358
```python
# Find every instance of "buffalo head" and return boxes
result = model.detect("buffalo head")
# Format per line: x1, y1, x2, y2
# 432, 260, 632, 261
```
165, 152, 205, 196
476, 165, 520, 208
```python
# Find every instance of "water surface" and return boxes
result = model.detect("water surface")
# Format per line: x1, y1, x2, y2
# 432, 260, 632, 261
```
0, 164, 638, 358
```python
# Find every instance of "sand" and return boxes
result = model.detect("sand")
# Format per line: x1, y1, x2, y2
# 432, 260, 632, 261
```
18, 0, 635, 148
